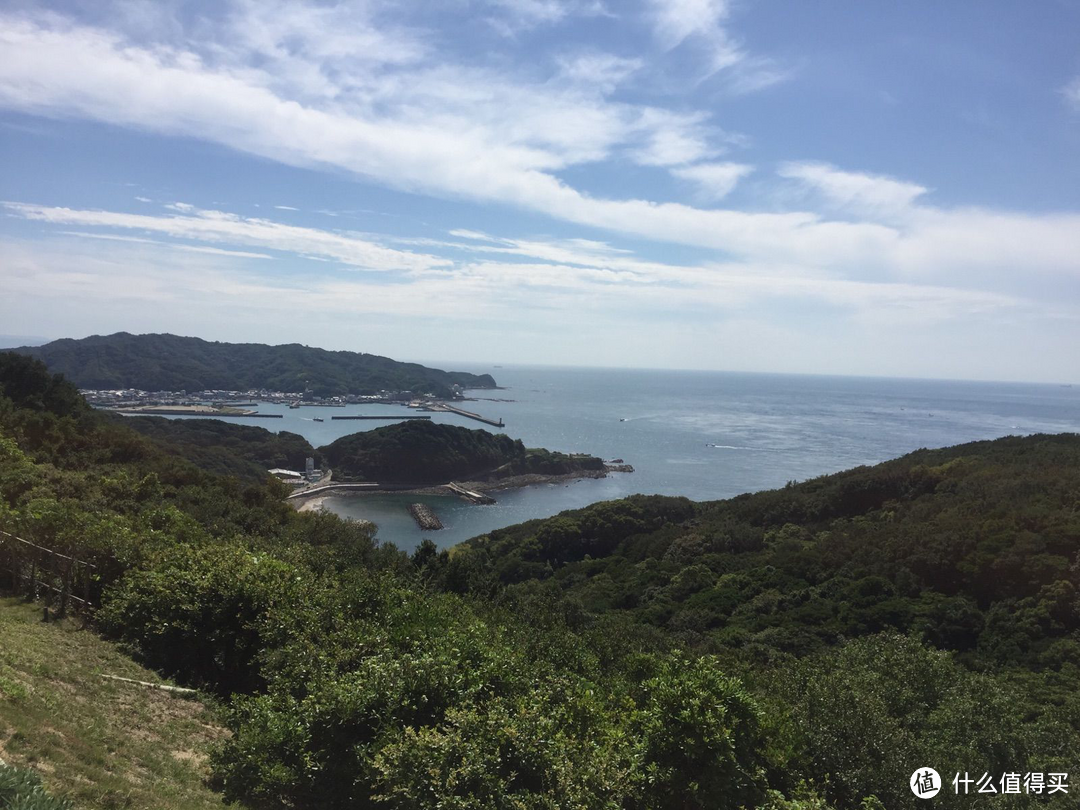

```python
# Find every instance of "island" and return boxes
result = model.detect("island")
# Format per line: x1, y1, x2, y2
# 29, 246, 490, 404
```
318, 420, 615, 489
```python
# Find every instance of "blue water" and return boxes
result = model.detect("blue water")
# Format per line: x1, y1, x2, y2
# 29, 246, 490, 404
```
134, 367, 1080, 551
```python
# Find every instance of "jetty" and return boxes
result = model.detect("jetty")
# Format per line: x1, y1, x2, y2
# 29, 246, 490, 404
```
115, 408, 282, 418
331, 415, 433, 420
446, 482, 496, 504
428, 403, 504, 428
284, 482, 379, 500
408, 503, 443, 530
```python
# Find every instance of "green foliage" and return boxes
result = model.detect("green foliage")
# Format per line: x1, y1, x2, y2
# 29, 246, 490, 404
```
322, 419, 604, 484
98, 544, 325, 694
0, 353, 87, 419
453, 435, 1080, 672
4, 359, 1080, 810
117, 414, 320, 481
770, 634, 1078, 809
630, 654, 770, 810
14, 333, 495, 397
0, 763, 72, 810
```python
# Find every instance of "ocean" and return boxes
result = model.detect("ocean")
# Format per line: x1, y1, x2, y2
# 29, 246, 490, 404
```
139, 366, 1080, 551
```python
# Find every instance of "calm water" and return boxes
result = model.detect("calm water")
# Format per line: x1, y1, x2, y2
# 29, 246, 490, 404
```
137, 367, 1080, 551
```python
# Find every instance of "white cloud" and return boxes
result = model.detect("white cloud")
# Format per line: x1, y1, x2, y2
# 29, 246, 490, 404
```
643, 0, 784, 86
4, 202, 447, 272
627, 109, 716, 166
274, 205, 299, 211
59, 231, 274, 259
554, 51, 642, 93
0, 8, 1079, 302
671, 161, 753, 200
778, 162, 928, 217
0, 12, 809, 260
2, 201, 1032, 328
1064, 76, 1080, 109
648, 0, 730, 51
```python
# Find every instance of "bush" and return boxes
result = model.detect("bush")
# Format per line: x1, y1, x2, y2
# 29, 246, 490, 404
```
98, 544, 323, 694
0, 763, 72, 810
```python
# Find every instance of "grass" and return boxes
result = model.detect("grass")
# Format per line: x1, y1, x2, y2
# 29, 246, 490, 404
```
0, 597, 227, 809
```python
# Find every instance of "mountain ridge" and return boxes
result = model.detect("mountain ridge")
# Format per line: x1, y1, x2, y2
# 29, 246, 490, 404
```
14, 332, 496, 398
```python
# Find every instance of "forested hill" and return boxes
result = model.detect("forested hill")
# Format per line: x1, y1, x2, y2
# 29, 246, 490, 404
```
3, 352, 1080, 809
321, 419, 605, 484
444, 432, 1080, 670
115, 414, 322, 482
16, 332, 496, 397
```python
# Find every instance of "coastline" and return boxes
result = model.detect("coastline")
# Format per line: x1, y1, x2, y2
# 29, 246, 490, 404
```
287, 464, 633, 505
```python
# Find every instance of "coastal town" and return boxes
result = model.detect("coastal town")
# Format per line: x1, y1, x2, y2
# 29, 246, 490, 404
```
79, 385, 469, 411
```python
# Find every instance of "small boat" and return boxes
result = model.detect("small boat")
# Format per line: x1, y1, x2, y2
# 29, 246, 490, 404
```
619, 418, 627, 422
313, 417, 324, 422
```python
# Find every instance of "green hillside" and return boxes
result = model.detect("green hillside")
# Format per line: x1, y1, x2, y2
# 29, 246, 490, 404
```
116, 414, 322, 482
1, 351, 1078, 810
0, 599, 225, 810
16, 332, 496, 397
446, 434, 1080, 668
320, 419, 605, 484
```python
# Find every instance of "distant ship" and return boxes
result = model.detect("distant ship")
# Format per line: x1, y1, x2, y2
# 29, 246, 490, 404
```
313, 417, 324, 422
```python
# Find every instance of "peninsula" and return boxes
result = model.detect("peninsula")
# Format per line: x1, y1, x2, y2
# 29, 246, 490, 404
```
14, 332, 496, 398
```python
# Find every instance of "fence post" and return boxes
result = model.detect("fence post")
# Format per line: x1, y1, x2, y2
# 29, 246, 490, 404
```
58, 557, 71, 619
28, 554, 37, 602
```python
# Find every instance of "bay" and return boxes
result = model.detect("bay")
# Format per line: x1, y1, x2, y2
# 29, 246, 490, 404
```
136, 367, 1080, 552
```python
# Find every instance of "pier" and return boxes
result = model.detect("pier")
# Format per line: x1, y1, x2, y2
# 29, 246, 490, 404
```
331, 415, 433, 420
428, 403, 504, 428
446, 482, 496, 504
285, 480, 499, 506
408, 503, 443, 530
285, 482, 379, 500
116, 408, 283, 418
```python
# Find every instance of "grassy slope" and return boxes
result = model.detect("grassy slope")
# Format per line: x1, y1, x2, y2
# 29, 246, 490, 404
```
0, 598, 225, 810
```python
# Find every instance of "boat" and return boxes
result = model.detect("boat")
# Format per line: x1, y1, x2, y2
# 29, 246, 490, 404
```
313, 417, 324, 422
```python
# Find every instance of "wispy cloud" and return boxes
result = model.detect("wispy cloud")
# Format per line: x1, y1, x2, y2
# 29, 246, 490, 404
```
1064, 76, 1080, 110
778, 162, 928, 218
671, 162, 753, 200
4, 202, 447, 272
643, 0, 786, 88
59, 231, 274, 259
0, 5, 1078, 344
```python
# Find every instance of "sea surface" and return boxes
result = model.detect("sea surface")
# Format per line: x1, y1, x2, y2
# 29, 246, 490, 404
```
135, 367, 1080, 551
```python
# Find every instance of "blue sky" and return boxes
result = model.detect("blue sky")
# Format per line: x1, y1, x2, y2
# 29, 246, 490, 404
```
1, 0, 1079, 382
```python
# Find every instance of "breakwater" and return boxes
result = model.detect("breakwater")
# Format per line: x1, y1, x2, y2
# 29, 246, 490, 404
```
408, 503, 443, 530
331, 415, 433, 420
446, 482, 496, 504
427, 403, 504, 427
117, 409, 283, 418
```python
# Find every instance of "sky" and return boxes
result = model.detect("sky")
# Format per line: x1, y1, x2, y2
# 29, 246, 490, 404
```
1, 0, 1079, 383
